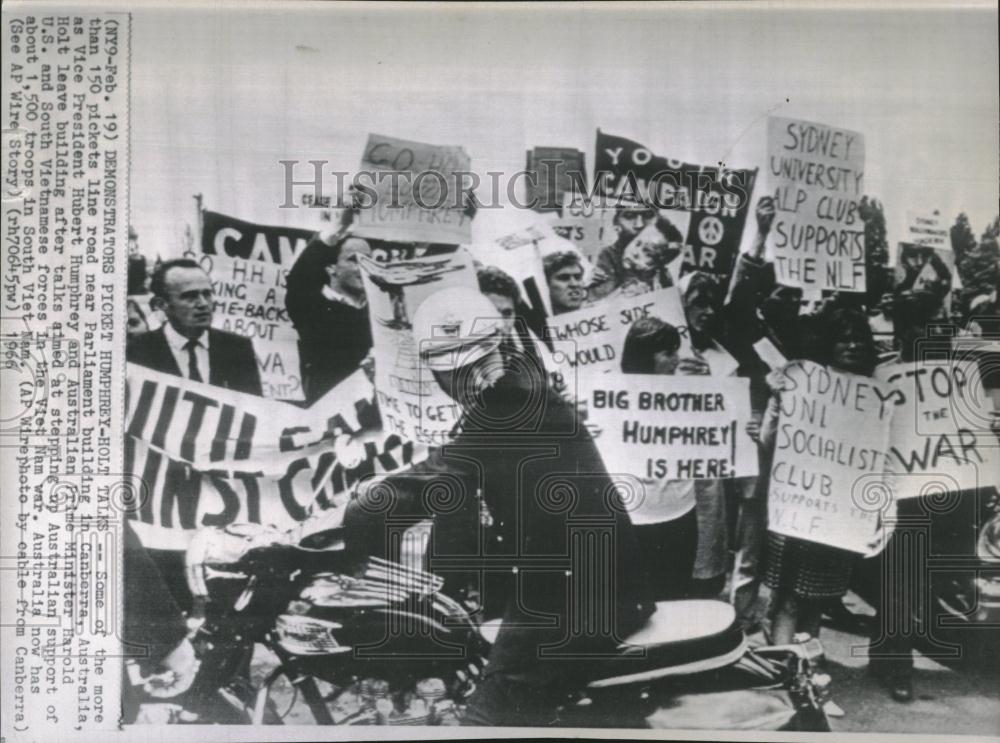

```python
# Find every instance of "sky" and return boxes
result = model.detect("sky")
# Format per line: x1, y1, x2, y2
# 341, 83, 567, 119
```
127, 1, 999, 258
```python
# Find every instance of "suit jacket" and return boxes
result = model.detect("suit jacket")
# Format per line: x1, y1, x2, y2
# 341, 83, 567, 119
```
127, 325, 263, 396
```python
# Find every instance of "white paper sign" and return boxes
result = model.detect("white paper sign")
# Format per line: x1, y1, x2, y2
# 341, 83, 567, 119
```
767, 360, 895, 554
767, 117, 866, 293
581, 372, 758, 480
876, 359, 999, 498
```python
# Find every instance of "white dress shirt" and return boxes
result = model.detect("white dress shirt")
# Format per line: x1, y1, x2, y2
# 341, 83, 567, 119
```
163, 322, 210, 382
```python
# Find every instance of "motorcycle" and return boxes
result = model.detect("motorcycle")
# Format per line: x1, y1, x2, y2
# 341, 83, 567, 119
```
172, 512, 832, 730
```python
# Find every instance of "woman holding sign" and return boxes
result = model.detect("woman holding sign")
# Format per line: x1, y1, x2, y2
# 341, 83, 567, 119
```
619, 316, 699, 600
760, 304, 878, 647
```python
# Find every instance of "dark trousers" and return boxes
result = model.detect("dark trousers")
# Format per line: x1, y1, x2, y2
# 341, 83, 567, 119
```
857, 498, 926, 674
633, 509, 698, 601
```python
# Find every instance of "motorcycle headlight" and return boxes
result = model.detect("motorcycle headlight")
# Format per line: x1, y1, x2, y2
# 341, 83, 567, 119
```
977, 514, 1000, 564
274, 615, 348, 655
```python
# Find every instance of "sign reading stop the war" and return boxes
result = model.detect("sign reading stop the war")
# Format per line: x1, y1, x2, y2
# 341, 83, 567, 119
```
876, 359, 999, 499
767, 117, 866, 294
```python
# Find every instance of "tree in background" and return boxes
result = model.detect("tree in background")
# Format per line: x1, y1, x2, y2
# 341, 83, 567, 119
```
952, 214, 999, 327
860, 196, 893, 306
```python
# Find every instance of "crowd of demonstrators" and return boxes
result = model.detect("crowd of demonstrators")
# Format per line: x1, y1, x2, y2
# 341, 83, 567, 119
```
532, 192, 997, 703
122, 179, 998, 722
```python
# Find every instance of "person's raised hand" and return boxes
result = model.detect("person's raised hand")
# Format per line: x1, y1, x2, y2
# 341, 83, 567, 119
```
755, 196, 776, 235
677, 357, 711, 376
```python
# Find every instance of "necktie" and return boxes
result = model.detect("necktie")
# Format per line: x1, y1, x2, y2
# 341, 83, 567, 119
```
183, 339, 203, 383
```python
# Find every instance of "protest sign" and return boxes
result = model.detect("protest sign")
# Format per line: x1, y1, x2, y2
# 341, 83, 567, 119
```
201, 209, 315, 265
359, 250, 479, 445
876, 359, 999, 498
581, 373, 757, 480
767, 360, 895, 554
541, 285, 691, 398
125, 364, 421, 550
550, 196, 617, 263
767, 117, 866, 293
894, 242, 962, 292
188, 251, 304, 401
754, 336, 787, 371
352, 133, 473, 245
593, 130, 757, 279
524, 146, 587, 212
903, 210, 950, 250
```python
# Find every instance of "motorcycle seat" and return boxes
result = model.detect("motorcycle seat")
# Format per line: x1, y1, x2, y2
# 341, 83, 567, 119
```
478, 600, 746, 687
589, 600, 747, 687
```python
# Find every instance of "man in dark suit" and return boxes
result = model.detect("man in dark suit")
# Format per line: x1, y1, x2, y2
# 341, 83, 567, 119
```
128, 258, 263, 396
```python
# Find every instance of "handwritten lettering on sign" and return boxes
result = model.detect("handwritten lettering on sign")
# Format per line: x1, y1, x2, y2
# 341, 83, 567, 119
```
768, 117, 866, 293
767, 361, 894, 554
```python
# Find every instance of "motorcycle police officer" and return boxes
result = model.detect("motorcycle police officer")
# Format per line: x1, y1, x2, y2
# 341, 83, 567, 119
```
345, 286, 653, 726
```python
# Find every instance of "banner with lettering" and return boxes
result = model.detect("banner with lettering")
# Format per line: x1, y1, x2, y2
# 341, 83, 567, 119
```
580, 373, 757, 480
125, 364, 422, 550
767, 360, 895, 554
767, 117, 866, 294
201, 209, 314, 265
358, 250, 479, 445
352, 133, 473, 245
593, 130, 757, 278
186, 251, 304, 401
876, 359, 998, 498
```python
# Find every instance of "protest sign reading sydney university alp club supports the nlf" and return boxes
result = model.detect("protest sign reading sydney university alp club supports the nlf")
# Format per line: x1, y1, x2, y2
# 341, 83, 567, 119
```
767, 117, 866, 294
767, 360, 895, 554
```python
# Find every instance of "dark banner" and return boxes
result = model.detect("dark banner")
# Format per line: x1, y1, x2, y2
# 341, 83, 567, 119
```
202, 209, 316, 265
593, 131, 757, 278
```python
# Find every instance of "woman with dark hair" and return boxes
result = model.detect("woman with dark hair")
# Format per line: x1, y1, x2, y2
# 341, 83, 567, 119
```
621, 316, 682, 375
618, 316, 698, 600
760, 304, 877, 647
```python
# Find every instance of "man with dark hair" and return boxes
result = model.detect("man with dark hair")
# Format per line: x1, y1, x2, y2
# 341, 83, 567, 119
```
477, 265, 519, 334
128, 258, 262, 396
285, 231, 373, 404
590, 206, 684, 300
543, 251, 586, 315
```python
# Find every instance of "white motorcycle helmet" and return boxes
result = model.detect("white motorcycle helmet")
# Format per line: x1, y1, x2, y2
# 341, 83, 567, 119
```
410, 286, 505, 372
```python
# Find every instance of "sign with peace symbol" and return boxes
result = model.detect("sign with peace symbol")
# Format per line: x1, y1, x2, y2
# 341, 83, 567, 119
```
697, 216, 725, 246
